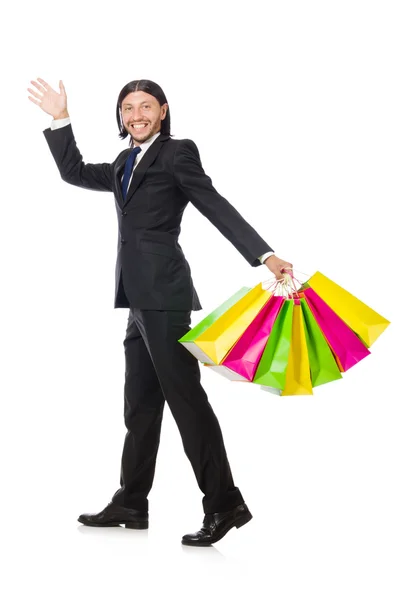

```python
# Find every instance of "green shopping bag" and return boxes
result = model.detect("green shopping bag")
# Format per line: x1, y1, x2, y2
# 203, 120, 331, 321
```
300, 299, 342, 387
178, 287, 251, 363
253, 300, 294, 389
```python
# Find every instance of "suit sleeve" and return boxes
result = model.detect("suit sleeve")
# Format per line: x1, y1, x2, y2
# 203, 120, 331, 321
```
173, 139, 274, 267
43, 122, 116, 192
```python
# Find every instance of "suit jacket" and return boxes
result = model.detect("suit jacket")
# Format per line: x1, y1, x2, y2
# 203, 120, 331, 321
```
43, 124, 274, 310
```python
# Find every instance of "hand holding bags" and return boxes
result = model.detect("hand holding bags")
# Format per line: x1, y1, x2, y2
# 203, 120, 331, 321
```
179, 269, 390, 396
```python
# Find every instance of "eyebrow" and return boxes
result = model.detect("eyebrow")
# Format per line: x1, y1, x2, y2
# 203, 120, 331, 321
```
122, 101, 151, 107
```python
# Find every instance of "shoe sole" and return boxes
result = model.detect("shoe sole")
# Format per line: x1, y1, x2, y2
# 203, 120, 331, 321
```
77, 517, 148, 530
181, 510, 253, 546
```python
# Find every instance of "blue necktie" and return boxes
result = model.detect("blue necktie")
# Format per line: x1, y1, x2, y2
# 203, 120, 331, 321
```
122, 146, 142, 202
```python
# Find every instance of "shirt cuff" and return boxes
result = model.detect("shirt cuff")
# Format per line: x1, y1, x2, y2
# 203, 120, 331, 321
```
51, 117, 71, 130
258, 251, 274, 264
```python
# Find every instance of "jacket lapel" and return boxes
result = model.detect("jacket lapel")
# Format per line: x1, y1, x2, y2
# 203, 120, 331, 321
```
115, 134, 170, 210
114, 150, 130, 203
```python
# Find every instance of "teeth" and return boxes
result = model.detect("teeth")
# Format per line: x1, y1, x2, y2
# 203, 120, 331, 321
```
133, 124, 147, 129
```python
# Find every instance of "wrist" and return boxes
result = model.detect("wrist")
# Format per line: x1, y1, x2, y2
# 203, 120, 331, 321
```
53, 110, 69, 120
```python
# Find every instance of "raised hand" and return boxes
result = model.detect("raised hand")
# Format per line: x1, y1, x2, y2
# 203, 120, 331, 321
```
27, 78, 68, 119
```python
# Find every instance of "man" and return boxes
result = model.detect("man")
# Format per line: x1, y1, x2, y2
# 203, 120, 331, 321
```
27, 77, 293, 546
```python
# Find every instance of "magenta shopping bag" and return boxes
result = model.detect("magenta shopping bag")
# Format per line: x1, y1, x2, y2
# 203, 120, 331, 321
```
221, 295, 285, 380
302, 288, 370, 371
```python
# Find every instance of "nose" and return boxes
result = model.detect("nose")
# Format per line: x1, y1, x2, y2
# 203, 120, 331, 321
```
129, 109, 144, 122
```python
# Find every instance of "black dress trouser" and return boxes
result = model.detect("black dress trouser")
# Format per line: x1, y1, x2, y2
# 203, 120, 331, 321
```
111, 306, 244, 514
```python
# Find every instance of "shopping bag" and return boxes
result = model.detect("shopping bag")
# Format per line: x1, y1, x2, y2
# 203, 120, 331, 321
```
220, 295, 285, 381
300, 299, 342, 387
179, 283, 272, 364
302, 287, 370, 371
253, 300, 294, 389
305, 271, 390, 347
203, 364, 252, 382
178, 286, 251, 362
281, 301, 313, 396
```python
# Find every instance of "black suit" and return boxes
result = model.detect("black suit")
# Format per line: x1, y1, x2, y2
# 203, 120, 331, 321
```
43, 123, 274, 514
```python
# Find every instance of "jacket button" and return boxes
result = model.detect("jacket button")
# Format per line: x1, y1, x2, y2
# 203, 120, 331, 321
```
121, 238, 126, 244
122, 211, 127, 216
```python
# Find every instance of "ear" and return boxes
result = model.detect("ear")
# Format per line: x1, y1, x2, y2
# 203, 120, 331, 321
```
161, 103, 169, 119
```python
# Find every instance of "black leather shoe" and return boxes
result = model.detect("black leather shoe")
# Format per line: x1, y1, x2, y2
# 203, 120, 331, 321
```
181, 503, 252, 546
78, 502, 148, 529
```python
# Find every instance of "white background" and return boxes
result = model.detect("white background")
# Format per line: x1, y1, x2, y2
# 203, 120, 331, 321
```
1, 1, 396, 598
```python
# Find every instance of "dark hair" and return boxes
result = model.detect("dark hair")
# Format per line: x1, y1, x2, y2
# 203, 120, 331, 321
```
116, 79, 173, 147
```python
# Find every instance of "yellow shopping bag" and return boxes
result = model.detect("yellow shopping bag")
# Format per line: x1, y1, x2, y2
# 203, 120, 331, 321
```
281, 302, 313, 396
194, 283, 272, 364
306, 272, 390, 347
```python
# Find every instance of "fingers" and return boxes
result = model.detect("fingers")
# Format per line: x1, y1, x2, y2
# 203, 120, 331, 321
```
30, 80, 44, 91
30, 78, 53, 95
27, 86, 42, 100
37, 77, 52, 90
27, 96, 40, 106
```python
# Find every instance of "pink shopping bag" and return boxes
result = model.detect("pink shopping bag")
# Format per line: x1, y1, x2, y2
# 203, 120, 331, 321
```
221, 295, 285, 380
302, 287, 370, 371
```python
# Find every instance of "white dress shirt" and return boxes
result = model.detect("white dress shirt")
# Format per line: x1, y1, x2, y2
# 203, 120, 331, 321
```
50, 118, 274, 265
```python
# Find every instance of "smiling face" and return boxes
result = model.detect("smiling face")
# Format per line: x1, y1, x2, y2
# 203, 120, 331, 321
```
121, 90, 168, 146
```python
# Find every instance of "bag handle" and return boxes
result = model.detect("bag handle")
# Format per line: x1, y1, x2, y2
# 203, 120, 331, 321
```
261, 267, 311, 299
